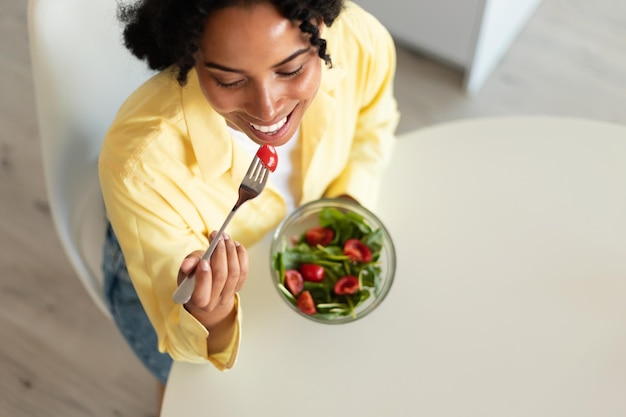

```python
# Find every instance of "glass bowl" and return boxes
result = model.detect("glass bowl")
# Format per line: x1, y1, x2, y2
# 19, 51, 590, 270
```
269, 198, 396, 324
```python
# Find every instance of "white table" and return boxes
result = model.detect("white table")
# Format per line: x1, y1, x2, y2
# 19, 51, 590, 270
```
161, 117, 626, 417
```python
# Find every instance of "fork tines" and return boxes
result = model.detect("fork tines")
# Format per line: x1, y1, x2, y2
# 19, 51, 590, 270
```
246, 156, 270, 183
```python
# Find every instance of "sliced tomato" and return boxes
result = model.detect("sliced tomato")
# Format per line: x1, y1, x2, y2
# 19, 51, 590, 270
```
305, 226, 334, 246
296, 291, 317, 315
334, 275, 360, 295
343, 239, 372, 262
299, 263, 325, 282
256, 144, 278, 172
284, 269, 304, 295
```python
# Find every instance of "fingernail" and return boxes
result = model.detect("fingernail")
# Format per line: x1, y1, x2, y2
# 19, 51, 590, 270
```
200, 260, 209, 272
223, 233, 230, 240
234, 241, 241, 247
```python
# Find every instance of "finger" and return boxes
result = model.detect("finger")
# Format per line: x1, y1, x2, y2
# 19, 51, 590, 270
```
187, 258, 213, 307
233, 241, 248, 293
193, 230, 226, 306
215, 238, 243, 308
206, 233, 229, 309
177, 250, 205, 284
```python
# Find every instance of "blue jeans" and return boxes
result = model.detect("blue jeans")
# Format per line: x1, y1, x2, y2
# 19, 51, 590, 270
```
102, 221, 172, 384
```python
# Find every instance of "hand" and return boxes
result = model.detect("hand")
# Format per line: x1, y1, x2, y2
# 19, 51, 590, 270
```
177, 231, 248, 325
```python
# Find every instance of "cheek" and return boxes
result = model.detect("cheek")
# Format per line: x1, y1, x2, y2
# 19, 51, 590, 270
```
291, 65, 322, 100
205, 90, 234, 114
197, 75, 236, 114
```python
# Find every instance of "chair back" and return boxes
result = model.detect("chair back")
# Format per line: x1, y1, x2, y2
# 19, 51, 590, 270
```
27, 0, 154, 318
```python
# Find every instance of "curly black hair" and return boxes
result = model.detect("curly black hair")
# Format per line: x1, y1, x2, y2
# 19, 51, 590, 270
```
118, 0, 345, 85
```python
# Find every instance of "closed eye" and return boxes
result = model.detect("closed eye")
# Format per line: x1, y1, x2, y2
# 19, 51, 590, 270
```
215, 78, 245, 88
213, 64, 305, 88
278, 65, 304, 78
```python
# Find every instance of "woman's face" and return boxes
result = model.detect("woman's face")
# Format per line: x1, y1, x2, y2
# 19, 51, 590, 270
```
194, 2, 323, 147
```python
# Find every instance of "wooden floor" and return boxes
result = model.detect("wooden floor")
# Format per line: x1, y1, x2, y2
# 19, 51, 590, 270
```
1, 0, 624, 416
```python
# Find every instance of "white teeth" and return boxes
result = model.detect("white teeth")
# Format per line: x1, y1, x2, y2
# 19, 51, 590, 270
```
250, 117, 287, 134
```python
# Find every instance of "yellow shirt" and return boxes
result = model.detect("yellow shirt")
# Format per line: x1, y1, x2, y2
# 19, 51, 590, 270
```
98, 1, 399, 367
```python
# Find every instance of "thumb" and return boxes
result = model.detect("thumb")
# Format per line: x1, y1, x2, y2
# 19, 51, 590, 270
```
177, 253, 202, 284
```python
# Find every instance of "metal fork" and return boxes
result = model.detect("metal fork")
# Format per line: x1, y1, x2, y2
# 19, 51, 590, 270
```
172, 153, 271, 304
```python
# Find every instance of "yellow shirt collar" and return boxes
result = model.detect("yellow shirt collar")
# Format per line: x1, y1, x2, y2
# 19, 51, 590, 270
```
181, 63, 345, 185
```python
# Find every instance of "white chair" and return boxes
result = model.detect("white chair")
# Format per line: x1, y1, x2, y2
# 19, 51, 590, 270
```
27, 0, 154, 318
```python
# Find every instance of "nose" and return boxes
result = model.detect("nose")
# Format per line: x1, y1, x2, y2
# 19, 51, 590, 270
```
245, 80, 280, 122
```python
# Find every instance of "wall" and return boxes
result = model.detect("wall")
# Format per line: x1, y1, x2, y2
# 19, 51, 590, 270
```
355, 0, 483, 68
464, 0, 543, 93
354, 0, 543, 93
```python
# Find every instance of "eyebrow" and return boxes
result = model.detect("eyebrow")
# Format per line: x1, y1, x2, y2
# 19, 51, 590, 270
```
204, 47, 311, 73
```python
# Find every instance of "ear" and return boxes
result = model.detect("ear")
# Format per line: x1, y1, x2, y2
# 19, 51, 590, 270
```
316, 17, 324, 35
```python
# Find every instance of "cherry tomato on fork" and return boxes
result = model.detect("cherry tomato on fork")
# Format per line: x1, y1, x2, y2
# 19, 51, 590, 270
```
256, 144, 278, 172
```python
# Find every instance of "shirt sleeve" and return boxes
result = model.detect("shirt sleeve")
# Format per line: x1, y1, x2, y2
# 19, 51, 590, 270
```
99, 150, 241, 367
325, 8, 400, 209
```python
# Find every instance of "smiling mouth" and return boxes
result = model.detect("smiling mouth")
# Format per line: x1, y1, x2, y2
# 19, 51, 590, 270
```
249, 116, 287, 135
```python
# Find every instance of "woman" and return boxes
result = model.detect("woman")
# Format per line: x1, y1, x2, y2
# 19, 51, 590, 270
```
99, 0, 399, 395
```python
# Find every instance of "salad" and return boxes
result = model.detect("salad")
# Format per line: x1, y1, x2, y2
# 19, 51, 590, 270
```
272, 206, 385, 320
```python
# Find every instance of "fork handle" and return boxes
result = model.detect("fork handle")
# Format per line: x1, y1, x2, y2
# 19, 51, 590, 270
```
172, 208, 237, 304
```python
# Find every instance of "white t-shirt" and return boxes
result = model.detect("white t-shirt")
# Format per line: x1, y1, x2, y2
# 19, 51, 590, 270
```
228, 126, 301, 214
